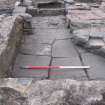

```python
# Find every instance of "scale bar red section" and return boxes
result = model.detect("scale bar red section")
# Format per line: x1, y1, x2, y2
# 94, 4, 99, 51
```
22, 66, 60, 69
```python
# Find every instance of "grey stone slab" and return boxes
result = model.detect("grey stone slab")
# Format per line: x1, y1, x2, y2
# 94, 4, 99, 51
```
13, 54, 51, 78
82, 53, 105, 80
33, 28, 57, 37
20, 35, 52, 56
32, 16, 65, 29
73, 28, 89, 44
50, 57, 87, 80
35, 35, 55, 44
52, 39, 78, 58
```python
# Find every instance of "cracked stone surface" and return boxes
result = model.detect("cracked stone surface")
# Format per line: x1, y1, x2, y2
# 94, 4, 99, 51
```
52, 39, 79, 58
13, 54, 51, 78
13, 9, 105, 80
50, 57, 87, 80
13, 15, 88, 79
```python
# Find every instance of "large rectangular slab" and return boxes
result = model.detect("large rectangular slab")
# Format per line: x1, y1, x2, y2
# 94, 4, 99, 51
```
50, 57, 87, 80
20, 35, 51, 56
82, 53, 105, 80
13, 54, 51, 78
52, 39, 79, 58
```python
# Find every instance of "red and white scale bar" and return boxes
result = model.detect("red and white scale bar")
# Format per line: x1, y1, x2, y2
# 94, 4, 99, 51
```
21, 66, 90, 69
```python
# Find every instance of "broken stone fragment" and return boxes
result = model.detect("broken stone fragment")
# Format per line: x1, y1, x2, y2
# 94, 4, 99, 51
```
72, 29, 89, 45
86, 38, 105, 49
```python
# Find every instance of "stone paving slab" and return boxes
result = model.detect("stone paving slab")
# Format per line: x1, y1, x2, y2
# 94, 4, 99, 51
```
20, 36, 51, 56
50, 57, 87, 80
13, 54, 51, 78
32, 16, 65, 29
81, 53, 105, 80
52, 39, 79, 58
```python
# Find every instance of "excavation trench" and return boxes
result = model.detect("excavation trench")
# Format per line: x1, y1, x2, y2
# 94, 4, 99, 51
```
11, 2, 89, 80
1, 1, 105, 80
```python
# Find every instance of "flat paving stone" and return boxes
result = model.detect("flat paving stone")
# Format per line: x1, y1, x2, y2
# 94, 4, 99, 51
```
82, 53, 105, 80
13, 54, 51, 78
20, 42, 51, 56
55, 29, 71, 39
50, 57, 87, 80
52, 39, 79, 58
32, 16, 65, 29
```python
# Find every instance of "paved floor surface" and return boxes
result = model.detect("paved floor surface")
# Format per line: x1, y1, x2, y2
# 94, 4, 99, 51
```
13, 15, 105, 80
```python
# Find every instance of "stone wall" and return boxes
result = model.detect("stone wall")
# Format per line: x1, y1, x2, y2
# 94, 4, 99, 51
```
0, 15, 24, 77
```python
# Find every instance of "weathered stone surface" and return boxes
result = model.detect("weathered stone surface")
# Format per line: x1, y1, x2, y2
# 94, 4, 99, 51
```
24, 0, 32, 6
81, 53, 105, 80
32, 16, 65, 29
27, 6, 37, 16
25, 79, 105, 105
20, 41, 51, 56
13, 6, 26, 14
50, 57, 87, 80
0, 0, 17, 9
0, 87, 28, 105
64, 0, 75, 4
66, 3, 105, 31
72, 28, 89, 45
13, 6, 32, 22
0, 15, 24, 77
72, 26, 105, 56
13, 54, 51, 78
2, 79, 105, 105
52, 39, 78, 57
87, 38, 104, 49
